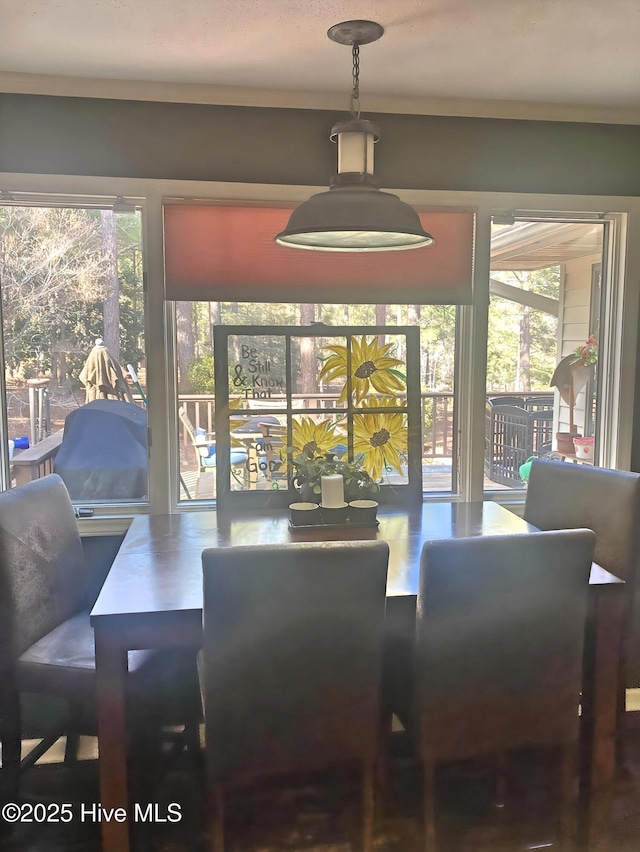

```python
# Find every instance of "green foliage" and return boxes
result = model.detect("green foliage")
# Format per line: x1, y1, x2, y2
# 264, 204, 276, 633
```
290, 452, 380, 501
186, 354, 215, 394
487, 267, 560, 392
0, 206, 145, 387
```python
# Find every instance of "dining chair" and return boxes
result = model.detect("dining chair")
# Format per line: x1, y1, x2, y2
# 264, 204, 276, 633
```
524, 458, 640, 688
200, 539, 390, 852
178, 405, 248, 498
409, 529, 595, 852
0, 474, 199, 798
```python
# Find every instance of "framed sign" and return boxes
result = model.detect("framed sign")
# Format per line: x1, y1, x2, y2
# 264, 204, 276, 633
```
213, 325, 422, 511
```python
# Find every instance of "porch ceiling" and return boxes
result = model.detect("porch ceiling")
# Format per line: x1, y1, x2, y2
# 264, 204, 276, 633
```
490, 222, 604, 271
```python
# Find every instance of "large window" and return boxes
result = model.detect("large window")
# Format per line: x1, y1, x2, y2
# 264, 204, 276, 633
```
484, 218, 606, 491
0, 181, 635, 519
0, 202, 147, 504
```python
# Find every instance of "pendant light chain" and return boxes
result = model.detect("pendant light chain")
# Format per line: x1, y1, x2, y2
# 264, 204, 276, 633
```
275, 20, 434, 250
350, 42, 361, 118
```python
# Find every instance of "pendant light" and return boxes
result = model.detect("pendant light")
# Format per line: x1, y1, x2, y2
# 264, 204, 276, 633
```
275, 20, 434, 252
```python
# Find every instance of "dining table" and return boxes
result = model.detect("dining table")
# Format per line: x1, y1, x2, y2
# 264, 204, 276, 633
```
89, 502, 624, 852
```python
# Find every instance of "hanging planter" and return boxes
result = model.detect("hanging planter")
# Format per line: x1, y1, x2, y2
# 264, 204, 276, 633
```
550, 335, 597, 452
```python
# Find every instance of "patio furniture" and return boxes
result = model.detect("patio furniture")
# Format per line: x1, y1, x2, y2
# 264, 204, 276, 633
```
200, 540, 389, 852
485, 400, 553, 486
487, 395, 526, 407
409, 530, 595, 851
78, 339, 133, 403
89, 504, 624, 852
54, 399, 147, 500
178, 405, 248, 498
258, 421, 287, 483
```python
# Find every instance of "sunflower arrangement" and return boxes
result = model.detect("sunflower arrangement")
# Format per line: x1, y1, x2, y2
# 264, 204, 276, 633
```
318, 335, 406, 405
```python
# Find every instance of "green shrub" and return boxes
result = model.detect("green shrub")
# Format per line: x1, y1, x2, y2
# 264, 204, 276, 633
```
186, 354, 214, 394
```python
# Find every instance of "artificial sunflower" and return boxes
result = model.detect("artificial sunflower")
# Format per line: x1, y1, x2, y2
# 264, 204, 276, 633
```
291, 416, 342, 459
318, 336, 406, 405
352, 398, 407, 481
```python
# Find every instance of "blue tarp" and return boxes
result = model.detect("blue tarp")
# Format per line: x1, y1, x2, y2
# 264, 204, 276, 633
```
54, 399, 147, 501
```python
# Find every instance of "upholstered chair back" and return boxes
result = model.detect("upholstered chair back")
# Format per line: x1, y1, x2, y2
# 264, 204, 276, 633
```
525, 458, 640, 583
413, 530, 595, 763
0, 474, 87, 658
200, 540, 389, 788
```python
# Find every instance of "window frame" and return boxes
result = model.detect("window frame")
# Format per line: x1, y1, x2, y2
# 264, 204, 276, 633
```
0, 174, 637, 531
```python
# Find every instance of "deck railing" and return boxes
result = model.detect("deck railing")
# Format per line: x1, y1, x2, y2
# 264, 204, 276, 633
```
178, 392, 456, 460
177, 391, 551, 462
11, 391, 552, 488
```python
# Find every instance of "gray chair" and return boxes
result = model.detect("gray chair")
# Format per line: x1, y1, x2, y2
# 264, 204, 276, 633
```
411, 530, 595, 851
0, 474, 198, 799
524, 458, 640, 686
200, 540, 390, 852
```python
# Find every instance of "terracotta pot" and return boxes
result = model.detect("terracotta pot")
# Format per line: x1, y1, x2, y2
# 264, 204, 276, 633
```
556, 431, 581, 454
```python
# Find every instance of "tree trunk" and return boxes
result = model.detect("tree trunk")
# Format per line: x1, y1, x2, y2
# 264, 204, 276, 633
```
518, 305, 531, 393
209, 302, 221, 355
375, 305, 387, 346
100, 211, 120, 359
299, 303, 317, 394
375, 305, 387, 325
50, 346, 59, 389
176, 302, 196, 389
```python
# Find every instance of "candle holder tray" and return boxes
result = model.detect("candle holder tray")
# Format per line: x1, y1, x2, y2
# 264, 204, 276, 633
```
288, 519, 379, 531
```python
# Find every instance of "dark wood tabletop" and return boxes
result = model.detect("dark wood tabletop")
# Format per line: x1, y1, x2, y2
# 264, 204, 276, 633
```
90, 502, 620, 629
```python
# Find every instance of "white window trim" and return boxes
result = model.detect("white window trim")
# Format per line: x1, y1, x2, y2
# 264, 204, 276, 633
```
1, 174, 639, 521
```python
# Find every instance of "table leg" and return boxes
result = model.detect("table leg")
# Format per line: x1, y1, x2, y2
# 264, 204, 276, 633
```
581, 587, 625, 852
94, 625, 131, 852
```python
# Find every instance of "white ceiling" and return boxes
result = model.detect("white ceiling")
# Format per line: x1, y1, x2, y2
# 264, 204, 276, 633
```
3, 0, 640, 116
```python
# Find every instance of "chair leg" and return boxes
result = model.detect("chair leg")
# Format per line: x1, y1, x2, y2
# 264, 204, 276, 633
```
560, 743, 578, 852
423, 761, 438, 852
362, 762, 375, 852
376, 708, 393, 796
1, 687, 20, 801
208, 784, 224, 852
495, 752, 509, 809
63, 703, 83, 764
64, 730, 80, 764
183, 720, 202, 756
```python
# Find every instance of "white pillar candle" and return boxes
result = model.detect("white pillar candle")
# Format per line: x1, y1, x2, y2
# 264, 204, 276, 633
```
320, 474, 345, 508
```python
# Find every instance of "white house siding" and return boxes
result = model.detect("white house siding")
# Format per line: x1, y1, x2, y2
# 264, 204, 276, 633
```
556, 253, 600, 436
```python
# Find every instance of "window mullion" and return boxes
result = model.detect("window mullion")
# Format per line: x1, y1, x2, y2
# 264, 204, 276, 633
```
459, 207, 491, 501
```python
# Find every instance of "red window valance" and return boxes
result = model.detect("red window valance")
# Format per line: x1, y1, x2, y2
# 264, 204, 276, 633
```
163, 203, 474, 304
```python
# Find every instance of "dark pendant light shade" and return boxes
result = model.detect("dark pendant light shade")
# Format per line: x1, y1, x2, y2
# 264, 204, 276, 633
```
275, 20, 435, 253
275, 178, 434, 252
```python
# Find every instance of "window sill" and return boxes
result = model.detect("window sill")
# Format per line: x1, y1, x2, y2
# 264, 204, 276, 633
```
77, 515, 134, 537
